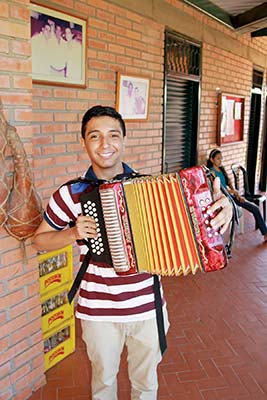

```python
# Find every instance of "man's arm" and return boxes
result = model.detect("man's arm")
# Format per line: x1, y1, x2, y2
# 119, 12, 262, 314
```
33, 215, 97, 252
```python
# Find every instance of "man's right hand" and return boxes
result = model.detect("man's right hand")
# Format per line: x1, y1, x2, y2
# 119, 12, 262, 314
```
73, 215, 97, 240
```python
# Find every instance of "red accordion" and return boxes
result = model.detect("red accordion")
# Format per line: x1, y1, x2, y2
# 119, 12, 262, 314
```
80, 166, 228, 276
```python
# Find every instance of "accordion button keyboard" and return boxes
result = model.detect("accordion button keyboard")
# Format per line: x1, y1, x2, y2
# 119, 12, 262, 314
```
80, 189, 113, 266
83, 198, 105, 253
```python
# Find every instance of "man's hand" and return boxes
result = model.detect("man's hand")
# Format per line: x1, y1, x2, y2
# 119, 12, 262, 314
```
72, 215, 97, 240
208, 177, 233, 234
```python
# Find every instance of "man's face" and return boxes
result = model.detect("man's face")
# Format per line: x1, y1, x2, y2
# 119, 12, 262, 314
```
43, 25, 51, 40
81, 116, 125, 180
128, 83, 133, 96
65, 28, 73, 42
55, 26, 62, 39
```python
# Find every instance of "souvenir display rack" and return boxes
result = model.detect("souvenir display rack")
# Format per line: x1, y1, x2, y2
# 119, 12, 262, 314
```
38, 245, 75, 371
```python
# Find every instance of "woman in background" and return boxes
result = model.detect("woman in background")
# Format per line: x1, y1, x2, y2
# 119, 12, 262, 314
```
207, 148, 267, 242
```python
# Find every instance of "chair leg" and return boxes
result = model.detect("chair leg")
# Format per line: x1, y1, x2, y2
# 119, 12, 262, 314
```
240, 213, 244, 234
255, 204, 258, 230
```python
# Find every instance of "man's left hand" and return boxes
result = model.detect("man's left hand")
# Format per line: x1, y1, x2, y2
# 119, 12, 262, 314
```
208, 177, 233, 234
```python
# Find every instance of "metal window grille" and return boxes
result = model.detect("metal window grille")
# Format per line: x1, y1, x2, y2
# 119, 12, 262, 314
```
165, 32, 200, 77
253, 69, 263, 89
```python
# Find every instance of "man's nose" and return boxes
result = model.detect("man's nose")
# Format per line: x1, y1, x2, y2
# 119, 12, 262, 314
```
99, 136, 109, 147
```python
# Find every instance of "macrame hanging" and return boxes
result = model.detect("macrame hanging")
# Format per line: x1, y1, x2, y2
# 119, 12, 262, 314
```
0, 103, 43, 254
0, 109, 9, 226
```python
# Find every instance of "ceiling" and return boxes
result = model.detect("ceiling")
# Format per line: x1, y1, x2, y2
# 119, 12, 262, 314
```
183, 0, 267, 36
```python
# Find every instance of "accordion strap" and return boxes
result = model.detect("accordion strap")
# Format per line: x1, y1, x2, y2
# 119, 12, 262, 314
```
68, 245, 91, 304
153, 275, 167, 356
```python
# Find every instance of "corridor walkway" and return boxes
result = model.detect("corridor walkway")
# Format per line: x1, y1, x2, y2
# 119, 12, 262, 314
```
29, 210, 267, 400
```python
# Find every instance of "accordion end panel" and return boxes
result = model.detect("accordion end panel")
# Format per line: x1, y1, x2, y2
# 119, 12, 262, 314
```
179, 166, 228, 272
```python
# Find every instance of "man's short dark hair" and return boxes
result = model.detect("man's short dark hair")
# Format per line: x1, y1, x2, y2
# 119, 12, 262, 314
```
81, 105, 126, 139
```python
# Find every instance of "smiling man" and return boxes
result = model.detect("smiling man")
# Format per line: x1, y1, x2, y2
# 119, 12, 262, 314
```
33, 105, 232, 400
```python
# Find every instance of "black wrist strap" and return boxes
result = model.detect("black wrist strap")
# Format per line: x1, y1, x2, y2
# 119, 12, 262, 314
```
153, 275, 167, 356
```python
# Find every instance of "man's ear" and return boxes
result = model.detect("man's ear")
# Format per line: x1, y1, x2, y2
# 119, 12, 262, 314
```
80, 136, 85, 148
122, 136, 127, 150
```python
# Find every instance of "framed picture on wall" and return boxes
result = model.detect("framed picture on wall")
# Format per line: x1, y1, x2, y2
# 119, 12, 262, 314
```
116, 73, 150, 121
30, 2, 87, 87
217, 93, 245, 145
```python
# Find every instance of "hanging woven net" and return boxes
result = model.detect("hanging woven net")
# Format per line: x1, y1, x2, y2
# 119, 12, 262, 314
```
0, 104, 43, 242
0, 108, 10, 227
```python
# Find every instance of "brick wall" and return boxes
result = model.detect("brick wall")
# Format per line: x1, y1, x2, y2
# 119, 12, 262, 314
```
0, 1, 266, 399
0, 1, 45, 400
199, 44, 252, 176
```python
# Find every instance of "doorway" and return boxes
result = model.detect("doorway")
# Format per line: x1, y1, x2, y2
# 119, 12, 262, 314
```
246, 69, 263, 193
163, 31, 201, 173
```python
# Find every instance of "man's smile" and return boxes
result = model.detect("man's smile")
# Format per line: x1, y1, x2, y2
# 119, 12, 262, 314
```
98, 151, 114, 158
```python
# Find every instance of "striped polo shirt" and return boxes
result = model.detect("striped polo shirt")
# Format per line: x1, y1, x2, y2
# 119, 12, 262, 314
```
44, 163, 165, 322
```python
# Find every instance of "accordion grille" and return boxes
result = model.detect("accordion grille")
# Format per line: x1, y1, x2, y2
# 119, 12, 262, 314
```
99, 188, 131, 272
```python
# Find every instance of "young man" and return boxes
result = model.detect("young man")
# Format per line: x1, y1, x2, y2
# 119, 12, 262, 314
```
33, 105, 233, 400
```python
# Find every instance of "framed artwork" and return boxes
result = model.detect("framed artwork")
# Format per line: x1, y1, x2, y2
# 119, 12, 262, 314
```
116, 73, 150, 121
217, 93, 245, 145
30, 2, 87, 87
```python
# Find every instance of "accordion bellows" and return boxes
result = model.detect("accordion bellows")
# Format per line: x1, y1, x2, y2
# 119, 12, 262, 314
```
80, 166, 228, 276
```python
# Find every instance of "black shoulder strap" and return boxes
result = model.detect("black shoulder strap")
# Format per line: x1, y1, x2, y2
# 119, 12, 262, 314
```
68, 247, 91, 304
153, 275, 167, 356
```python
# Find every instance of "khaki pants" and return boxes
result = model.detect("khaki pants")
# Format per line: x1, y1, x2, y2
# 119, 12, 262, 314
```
81, 309, 169, 400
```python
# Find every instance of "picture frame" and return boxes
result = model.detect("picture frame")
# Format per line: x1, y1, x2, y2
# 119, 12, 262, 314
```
116, 73, 150, 121
30, 2, 87, 88
217, 93, 245, 145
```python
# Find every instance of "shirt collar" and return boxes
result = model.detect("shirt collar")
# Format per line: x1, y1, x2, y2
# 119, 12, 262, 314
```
84, 162, 135, 182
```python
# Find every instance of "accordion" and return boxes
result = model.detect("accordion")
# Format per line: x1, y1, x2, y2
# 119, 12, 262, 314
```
80, 166, 228, 276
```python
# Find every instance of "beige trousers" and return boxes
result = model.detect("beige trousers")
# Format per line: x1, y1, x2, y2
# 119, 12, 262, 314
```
81, 309, 169, 400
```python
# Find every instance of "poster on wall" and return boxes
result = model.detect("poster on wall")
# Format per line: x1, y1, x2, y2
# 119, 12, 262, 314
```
116, 73, 150, 121
30, 2, 87, 88
217, 93, 245, 145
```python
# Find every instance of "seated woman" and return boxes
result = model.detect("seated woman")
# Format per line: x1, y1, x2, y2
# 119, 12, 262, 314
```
207, 148, 267, 242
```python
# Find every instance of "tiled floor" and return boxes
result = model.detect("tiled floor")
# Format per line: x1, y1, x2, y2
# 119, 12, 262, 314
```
29, 210, 267, 400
